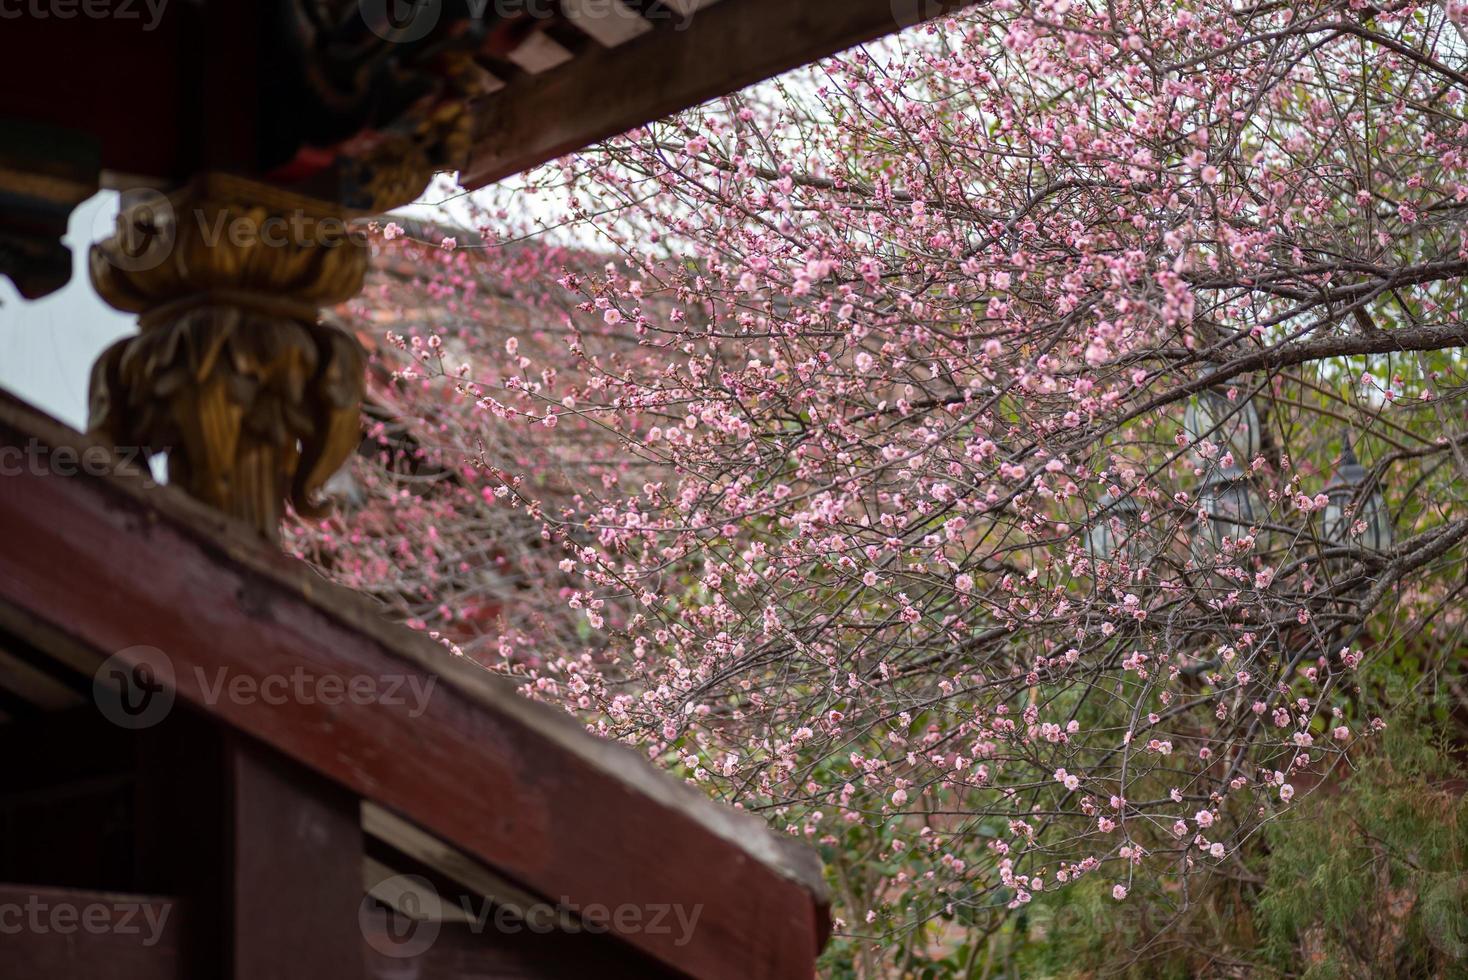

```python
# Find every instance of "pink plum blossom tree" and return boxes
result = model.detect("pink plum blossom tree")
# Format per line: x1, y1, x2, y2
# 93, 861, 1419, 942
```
292, 1, 1468, 972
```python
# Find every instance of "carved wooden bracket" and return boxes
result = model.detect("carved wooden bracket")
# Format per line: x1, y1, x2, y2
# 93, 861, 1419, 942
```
87, 175, 368, 540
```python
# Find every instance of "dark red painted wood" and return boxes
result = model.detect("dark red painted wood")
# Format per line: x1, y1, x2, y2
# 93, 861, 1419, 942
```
0, 883, 183, 979
226, 735, 365, 979
0, 399, 828, 980
0, 16, 186, 179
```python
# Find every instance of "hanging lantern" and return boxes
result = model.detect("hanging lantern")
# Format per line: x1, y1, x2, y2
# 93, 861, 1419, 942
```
1323, 439, 1393, 552
1192, 465, 1263, 557
1184, 387, 1262, 467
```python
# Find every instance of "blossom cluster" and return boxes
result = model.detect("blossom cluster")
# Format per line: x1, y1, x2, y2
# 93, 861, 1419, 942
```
293, 1, 1468, 970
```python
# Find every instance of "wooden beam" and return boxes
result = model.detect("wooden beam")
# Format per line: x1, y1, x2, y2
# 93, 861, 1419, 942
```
0, 883, 183, 980
462, 0, 980, 187
0, 395, 829, 980
362, 856, 475, 925
0, 646, 84, 712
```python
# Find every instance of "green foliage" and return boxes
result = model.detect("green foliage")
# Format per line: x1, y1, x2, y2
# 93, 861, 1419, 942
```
1256, 718, 1468, 979
839, 712, 1468, 979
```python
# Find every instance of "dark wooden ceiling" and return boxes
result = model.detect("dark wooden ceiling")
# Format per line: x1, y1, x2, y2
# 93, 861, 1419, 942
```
0, 0, 976, 297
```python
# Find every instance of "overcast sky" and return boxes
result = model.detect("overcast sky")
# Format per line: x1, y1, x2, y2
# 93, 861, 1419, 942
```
0, 192, 134, 429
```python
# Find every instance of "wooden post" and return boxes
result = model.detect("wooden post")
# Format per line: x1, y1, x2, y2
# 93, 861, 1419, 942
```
224, 735, 365, 979
137, 716, 366, 978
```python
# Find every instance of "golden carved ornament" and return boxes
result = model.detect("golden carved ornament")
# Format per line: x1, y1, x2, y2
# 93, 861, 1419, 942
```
345, 52, 490, 212
88, 175, 369, 540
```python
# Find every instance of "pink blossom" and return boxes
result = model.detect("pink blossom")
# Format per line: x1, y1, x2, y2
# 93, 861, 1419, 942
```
283, 11, 1464, 964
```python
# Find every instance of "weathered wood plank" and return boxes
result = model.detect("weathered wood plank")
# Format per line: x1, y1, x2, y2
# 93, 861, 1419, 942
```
462, 0, 980, 187
363, 802, 560, 926
362, 856, 476, 925
0, 395, 829, 980
0, 645, 84, 711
